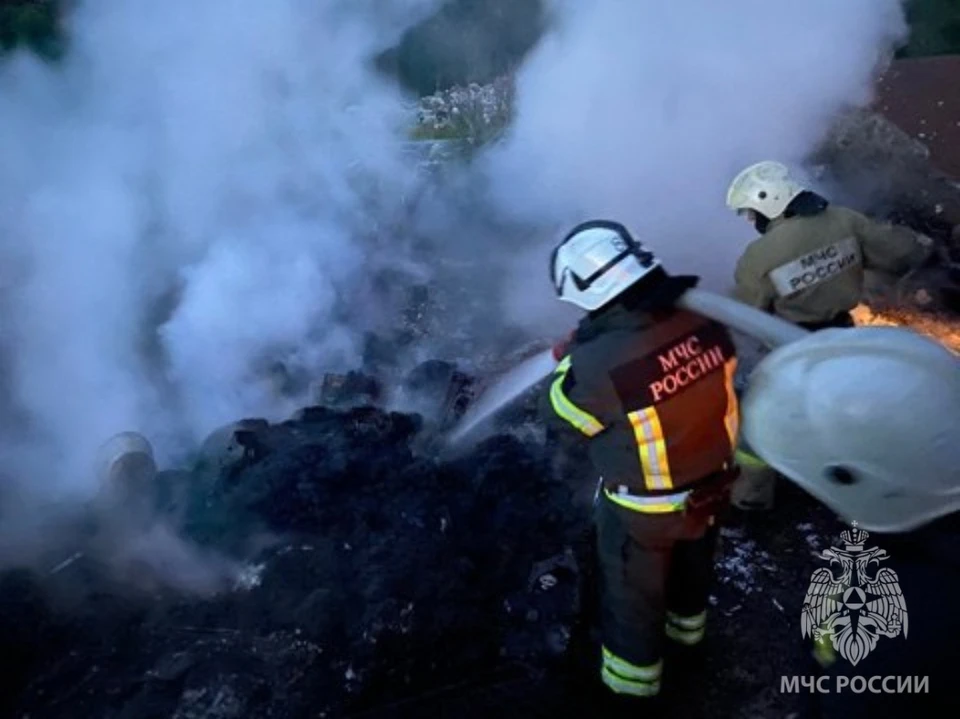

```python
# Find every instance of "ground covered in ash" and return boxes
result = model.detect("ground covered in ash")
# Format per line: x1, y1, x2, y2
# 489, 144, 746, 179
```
0, 205, 955, 716
0, 384, 848, 719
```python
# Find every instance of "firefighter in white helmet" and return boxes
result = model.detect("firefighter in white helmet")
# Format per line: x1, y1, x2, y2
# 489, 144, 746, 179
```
725, 160, 932, 331
540, 220, 740, 708
95, 431, 157, 508
740, 325, 960, 533
739, 324, 960, 718
724, 161, 933, 512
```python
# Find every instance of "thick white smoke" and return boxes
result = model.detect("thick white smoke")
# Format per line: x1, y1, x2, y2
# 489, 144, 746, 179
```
0, 0, 439, 505
483, 0, 909, 333
0, 0, 914, 583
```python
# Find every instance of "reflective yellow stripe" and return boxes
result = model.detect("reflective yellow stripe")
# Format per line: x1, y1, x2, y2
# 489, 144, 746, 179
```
666, 610, 706, 630
723, 358, 740, 447
549, 375, 604, 437
628, 407, 672, 490
726, 358, 763, 469
813, 636, 837, 667
666, 611, 707, 645
735, 448, 767, 468
603, 488, 687, 514
602, 647, 662, 681
665, 623, 705, 646
601, 667, 661, 696
601, 648, 662, 696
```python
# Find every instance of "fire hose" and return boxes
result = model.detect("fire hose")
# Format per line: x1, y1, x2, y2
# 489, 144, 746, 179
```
445, 289, 960, 532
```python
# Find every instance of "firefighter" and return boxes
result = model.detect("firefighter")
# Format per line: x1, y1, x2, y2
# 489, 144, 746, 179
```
725, 160, 933, 331
738, 325, 960, 717
724, 160, 934, 511
94, 431, 158, 517
540, 219, 740, 708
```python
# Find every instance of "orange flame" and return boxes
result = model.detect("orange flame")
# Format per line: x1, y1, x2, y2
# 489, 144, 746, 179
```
851, 304, 960, 353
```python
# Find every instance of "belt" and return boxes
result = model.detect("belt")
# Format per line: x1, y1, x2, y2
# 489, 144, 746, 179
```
600, 464, 734, 514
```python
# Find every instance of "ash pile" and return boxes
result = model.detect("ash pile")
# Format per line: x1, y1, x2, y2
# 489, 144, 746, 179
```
0, 263, 848, 719
0, 313, 596, 719
0, 270, 837, 719
0, 363, 837, 719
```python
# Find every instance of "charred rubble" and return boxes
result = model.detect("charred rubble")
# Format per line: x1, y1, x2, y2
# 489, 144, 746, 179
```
2, 205, 959, 719
0, 335, 594, 719
2, 240, 886, 719
0, 310, 842, 719
3, 108, 960, 718
2, 209, 959, 717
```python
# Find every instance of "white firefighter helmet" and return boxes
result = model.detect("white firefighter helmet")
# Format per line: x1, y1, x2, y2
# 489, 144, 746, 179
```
740, 325, 960, 532
550, 220, 661, 311
726, 161, 805, 219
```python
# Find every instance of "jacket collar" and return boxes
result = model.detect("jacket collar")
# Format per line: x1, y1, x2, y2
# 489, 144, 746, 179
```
575, 302, 656, 342
575, 274, 698, 342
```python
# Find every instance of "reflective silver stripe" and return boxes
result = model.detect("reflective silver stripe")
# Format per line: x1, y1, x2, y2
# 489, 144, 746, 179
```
628, 407, 672, 490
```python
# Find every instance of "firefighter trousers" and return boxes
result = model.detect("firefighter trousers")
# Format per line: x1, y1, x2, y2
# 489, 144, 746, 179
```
594, 491, 723, 697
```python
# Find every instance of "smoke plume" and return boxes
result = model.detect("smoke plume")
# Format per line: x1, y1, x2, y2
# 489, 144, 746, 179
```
481, 0, 909, 333
0, 0, 441, 583
0, 0, 913, 584
0, 0, 439, 499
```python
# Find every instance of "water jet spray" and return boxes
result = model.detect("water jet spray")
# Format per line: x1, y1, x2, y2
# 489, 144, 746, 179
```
444, 288, 805, 450
444, 290, 960, 533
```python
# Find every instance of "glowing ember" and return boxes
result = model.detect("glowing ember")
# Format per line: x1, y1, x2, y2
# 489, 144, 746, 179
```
852, 304, 960, 354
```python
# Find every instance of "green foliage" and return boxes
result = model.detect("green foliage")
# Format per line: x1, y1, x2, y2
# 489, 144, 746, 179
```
409, 75, 515, 155
383, 0, 544, 96
3, 0, 957, 100
898, 0, 960, 57
408, 111, 510, 145
409, 123, 471, 141
6, 0, 959, 79
0, 0, 65, 60
391, 0, 960, 95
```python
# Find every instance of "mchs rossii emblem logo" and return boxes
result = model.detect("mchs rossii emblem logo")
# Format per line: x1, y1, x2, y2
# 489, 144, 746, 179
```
801, 522, 908, 666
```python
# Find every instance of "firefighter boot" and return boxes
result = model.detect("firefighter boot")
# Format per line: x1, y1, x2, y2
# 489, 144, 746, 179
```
603, 693, 665, 718
594, 684, 665, 718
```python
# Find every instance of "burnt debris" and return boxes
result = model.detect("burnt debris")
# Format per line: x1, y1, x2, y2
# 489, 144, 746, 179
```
0, 361, 863, 719
0, 400, 593, 718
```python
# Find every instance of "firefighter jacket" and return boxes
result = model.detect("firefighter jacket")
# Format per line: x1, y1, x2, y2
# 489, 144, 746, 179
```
539, 302, 739, 509
733, 203, 929, 324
